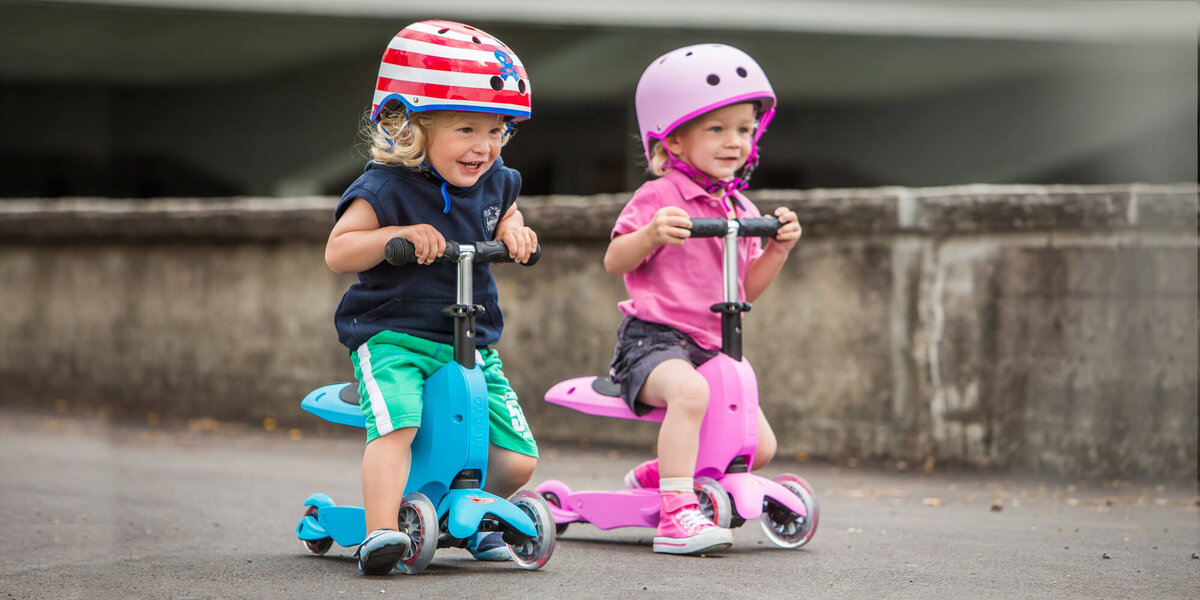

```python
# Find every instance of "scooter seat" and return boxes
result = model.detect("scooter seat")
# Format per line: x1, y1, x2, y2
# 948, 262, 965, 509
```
590, 376, 621, 397
544, 376, 666, 422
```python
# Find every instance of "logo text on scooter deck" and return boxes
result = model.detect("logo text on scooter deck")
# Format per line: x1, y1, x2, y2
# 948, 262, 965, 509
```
469, 498, 499, 504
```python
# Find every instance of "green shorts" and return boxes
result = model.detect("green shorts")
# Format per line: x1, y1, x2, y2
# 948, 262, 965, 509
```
350, 330, 537, 457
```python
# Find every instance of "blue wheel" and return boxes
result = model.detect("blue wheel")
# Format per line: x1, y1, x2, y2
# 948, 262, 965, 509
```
507, 491, 556, 570
300, 505, 333, 555
397, 493, 438, 574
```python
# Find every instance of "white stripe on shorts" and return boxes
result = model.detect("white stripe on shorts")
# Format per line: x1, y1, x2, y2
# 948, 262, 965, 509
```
356, 342, 393, 436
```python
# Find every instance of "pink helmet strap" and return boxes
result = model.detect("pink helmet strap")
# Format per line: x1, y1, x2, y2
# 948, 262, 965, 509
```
662, 104, 775, 212
664, 149, 745, 212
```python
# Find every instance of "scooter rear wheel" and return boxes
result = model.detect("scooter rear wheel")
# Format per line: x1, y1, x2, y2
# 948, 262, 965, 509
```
759, 473, 818, 549
695, 476, 733, 528
397, 492, 439, 574
539, 490, 571, 536
507, 490, 556, 570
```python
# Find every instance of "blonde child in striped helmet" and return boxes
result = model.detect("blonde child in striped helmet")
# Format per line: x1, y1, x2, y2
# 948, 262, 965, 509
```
325, 20, 539, 575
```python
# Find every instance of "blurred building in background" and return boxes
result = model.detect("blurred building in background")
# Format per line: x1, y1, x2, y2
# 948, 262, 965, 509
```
0, 0, 1196, 198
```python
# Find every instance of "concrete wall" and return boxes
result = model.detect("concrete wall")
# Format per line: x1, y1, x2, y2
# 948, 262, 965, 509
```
1, 185, 1196, 479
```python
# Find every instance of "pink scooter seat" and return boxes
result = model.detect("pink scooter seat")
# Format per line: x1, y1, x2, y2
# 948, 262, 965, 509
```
543, 376, 666, 422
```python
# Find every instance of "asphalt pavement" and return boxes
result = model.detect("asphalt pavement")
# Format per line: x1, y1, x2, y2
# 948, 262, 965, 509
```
1, 409, 1196, 599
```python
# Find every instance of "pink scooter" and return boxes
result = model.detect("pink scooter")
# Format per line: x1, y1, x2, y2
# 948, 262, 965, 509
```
535, 217, 818, 549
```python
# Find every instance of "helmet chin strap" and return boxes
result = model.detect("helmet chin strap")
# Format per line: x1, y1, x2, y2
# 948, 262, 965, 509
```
421, 162, 454, 214
660, 105, 773, 212
663, 147, 749, 212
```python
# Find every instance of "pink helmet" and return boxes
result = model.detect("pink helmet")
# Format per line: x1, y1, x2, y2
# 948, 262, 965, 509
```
371, 20, 531, 122
635, 44, 776, 164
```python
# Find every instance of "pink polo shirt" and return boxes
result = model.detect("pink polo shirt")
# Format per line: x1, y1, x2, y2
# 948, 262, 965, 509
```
612, 169, 765, 350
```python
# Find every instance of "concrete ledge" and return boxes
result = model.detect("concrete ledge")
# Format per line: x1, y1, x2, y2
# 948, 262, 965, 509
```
2, 184, 1194, 242
1, 184, 1196, 479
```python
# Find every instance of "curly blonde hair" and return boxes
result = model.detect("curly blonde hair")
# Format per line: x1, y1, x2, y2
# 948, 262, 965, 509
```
364, 104, 515, 170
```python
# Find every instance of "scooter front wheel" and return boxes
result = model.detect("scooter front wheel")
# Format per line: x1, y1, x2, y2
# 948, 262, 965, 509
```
695, 476, 733, 528
760, 473, 818, 549
397, 492, 439, 574
507, 490, 556, 570
299, 505, 333, 555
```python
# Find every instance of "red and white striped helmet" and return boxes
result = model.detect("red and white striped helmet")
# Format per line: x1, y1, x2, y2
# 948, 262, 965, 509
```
371, 20, 532, 122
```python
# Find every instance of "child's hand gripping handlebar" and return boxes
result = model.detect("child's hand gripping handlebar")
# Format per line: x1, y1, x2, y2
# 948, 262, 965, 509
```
384, 238, 542, 266
382, 237, 540, 367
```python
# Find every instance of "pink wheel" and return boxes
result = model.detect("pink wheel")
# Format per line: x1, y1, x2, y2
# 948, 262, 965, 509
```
534, 479, 575, 535
760, 473, 818, 549
694, 476, 732, 528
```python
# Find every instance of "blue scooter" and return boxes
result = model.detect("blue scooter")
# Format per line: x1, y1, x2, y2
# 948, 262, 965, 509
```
295, 238, 555, 573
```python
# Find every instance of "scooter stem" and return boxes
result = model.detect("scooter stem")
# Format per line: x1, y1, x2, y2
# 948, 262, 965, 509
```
718, 220, 745, 360
452, 245, 478, 369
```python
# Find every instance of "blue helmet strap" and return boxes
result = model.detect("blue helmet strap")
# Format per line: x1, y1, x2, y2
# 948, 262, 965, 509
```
422, 163, 453, 214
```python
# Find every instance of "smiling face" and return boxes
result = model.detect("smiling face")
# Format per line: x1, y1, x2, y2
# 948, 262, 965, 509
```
664, 102, 757, 183
425, 111, 507, 187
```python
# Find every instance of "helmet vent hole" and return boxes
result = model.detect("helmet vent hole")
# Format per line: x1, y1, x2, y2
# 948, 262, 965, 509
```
685, 51, 694, 56
518, 80, 527, 94
438, 28, 449, 34
737, 67, 748, 78
472, 36, 482, 44
490, 76, 504, 91
706, 74, 720, 86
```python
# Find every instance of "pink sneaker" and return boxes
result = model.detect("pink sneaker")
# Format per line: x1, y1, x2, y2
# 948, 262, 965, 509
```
653, 492, 732, 555
623, 459, 660, 489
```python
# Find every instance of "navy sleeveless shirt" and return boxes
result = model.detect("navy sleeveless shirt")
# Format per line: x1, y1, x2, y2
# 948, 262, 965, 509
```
333, 158, 521, 350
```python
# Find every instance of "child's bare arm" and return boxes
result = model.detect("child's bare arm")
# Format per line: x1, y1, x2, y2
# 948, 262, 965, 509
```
325, 198, 447, 272
603, 206, 692, 275
744, 206, 801, 302
493, 203, 538, 264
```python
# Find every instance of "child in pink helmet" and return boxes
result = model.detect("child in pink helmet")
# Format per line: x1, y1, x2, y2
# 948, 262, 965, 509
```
326, 20, 538, 574
605, 44, 802, 555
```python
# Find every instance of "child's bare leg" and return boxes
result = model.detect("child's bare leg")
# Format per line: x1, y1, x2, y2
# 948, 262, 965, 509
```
752, 407, 777, 470
484, 445, 537, 498
638, 359, 709, 479
362, 427, 417, 532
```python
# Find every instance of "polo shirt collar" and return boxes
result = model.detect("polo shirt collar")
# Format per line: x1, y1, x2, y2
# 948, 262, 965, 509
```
664, 168, 713, 202
663, 168, 747, 211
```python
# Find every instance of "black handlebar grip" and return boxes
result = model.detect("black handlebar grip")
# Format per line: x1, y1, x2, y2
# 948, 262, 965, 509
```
386, 237, 540, 266
384, 237, 417, 265
474, 241, 542, 266
473, 241, 510, 263
384, 238, 460, 265
688, 218, 729, 238
738, 216, 783, 237
523, 245, 542, 266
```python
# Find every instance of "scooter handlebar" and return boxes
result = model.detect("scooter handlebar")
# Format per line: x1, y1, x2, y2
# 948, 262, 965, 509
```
687, 216, 782, 238
384, 238, 541, 266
